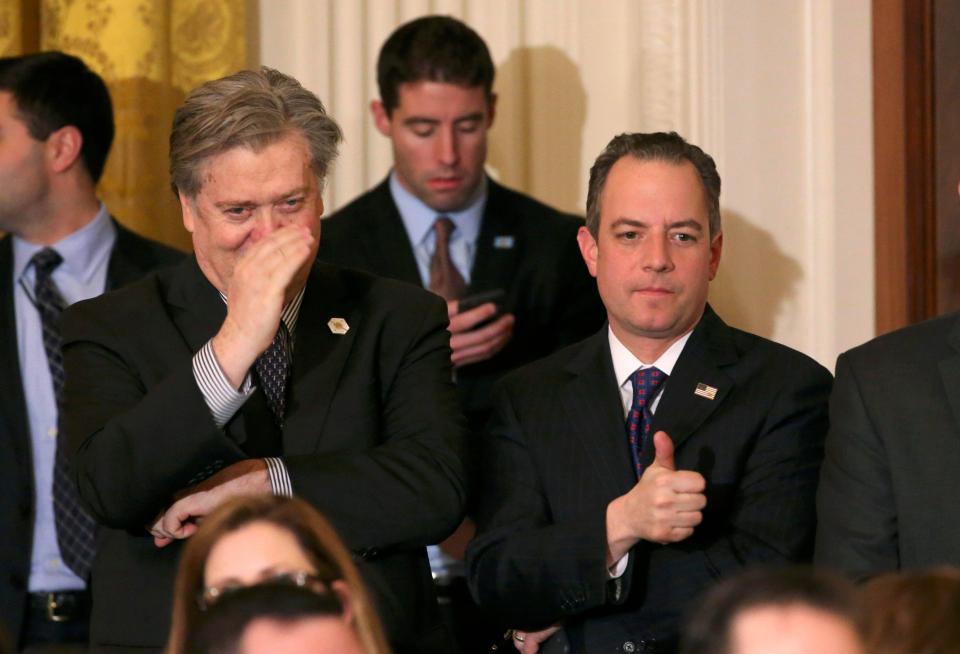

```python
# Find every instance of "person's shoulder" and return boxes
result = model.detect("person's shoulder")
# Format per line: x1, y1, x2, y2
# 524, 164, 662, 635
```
711, 312, 831, 384
488, 180, 583, 231
841, 311, 959, 368
113, 220, 185, 267
65, 259, 181, 331
497, 331, 599, 391
315, 261, 444, 313
323, 180, 392, 230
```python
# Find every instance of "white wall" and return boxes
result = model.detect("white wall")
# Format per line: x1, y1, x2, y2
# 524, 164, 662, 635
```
258, 0, 875, 369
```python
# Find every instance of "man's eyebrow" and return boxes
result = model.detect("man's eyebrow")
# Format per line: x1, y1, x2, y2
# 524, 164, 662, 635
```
453, 112, 485, 123
212, 187, 310, 208
403, 117, 440, 127
608, 217, 704, 231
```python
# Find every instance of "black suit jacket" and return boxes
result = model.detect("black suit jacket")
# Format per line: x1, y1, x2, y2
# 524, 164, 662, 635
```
467, 307, 832, 653
60, 257, 467, 653
0, 222, 182, 642
815, 312, 960, 578
318, 177, 606, 435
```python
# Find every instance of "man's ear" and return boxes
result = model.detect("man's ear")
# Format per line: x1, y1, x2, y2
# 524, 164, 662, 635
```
370, 99, 392, 137
179, 191, 197, 233
708, 231, 723, 281
46, 125, 84, 175
576, 226, 599, 278
486, 92, 497, 128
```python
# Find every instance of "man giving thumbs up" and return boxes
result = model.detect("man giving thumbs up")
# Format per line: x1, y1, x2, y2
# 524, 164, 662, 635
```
467, 133, 832, 654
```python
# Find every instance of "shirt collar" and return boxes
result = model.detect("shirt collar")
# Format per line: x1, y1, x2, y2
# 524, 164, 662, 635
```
609, 326, 694, 389
388, 170, 487, 247
13, 203, 115, 285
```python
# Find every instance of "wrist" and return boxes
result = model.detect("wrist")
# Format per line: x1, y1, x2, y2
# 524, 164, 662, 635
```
605, 496, 639, 566
211, 326, 258, 390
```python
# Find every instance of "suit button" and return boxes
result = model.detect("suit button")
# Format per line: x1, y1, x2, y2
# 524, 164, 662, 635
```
622, 641, 636, 653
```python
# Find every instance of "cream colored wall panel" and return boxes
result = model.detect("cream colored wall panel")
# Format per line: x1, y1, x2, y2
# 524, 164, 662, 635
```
257, 0, 875, 368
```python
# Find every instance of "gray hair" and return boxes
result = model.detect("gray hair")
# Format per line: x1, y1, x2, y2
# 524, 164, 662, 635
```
170, 67, 343, 198
585, 132, 721, 238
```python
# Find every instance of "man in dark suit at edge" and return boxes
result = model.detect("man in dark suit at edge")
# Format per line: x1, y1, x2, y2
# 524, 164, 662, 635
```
318, 18, 605, 649
815, 179, 960, 578
60, 67, 466, 653
467, 132, 832, 653
0, 52, 182, 651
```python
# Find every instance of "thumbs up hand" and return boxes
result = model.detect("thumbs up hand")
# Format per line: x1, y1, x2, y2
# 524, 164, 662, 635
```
605, 431, 707, 563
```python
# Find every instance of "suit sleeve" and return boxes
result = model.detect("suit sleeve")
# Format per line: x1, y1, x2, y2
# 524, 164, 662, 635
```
815, 353, 899, 577
466, 383, 612, 629
61, 303, 246, 529
468, 357, 831, 629
283, 295, 468, 553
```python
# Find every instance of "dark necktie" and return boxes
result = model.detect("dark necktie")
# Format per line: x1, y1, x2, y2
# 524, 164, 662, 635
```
428, 216, 466, 301
32, 248, 97, 578
254, 322, 291, 427
626, 367, 668, 479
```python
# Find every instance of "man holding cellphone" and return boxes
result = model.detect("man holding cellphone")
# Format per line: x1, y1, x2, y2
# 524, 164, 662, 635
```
318, 15, 605, 652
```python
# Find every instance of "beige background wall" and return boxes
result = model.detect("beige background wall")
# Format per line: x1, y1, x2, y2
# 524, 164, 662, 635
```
258, 0, 874, 370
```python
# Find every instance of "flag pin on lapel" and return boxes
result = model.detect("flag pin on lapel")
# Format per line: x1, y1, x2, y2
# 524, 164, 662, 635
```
493, 235, 515, 249
327, 317, 349, 335
694, 382, 718, 400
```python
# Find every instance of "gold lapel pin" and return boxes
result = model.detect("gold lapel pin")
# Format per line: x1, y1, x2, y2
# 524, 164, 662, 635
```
694, 382, 718, 400
327, 317, 349, 335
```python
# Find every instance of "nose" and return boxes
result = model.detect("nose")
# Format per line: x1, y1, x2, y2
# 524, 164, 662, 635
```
250, 209, 289, 241
437, 125, 459, 167
642, 233, 673, 273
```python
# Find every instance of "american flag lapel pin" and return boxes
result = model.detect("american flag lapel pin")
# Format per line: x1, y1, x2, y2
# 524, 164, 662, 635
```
493, 235, 515, 249
694, 382, 718, 400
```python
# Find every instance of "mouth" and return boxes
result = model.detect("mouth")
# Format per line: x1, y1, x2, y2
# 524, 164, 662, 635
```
428, 176, 463, 192
634, 287, 675, 296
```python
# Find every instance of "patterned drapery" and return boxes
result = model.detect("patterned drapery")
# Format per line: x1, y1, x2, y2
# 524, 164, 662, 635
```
0, 0, 249, 250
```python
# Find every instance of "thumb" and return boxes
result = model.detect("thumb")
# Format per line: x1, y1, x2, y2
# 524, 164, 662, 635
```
652, 431, 676, 470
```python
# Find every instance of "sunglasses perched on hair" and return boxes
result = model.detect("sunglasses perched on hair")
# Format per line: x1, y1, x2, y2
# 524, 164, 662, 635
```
198, 570, 340, 611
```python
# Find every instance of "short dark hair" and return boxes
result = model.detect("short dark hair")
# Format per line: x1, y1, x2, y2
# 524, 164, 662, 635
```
585, 132, 721, 238
377, 15, 495, 115
185, 583, 344, 654
0, 51, 114, 183
680, 567, 860, 654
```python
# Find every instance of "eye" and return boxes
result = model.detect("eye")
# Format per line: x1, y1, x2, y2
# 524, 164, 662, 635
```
410, 125, 435, 138
223, 207, 251, 220
617, 230, 639, 241
279, 197, 305, 212
456, 120, 481, 134
672, 232, 697, 243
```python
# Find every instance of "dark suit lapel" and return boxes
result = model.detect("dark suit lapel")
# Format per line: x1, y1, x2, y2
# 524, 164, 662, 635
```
561, 329, 637, 499
939, 317, 960, 435
351, 179, 422, 285
468, 179, 523, 296
0, 236, 32, 478
164, 257, 227, 353
283, 263, 360, 454
650, 306, 736, 456
106, 221, 151, 289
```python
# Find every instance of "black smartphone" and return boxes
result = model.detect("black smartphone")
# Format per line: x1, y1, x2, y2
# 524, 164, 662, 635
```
458, 288, 505, 313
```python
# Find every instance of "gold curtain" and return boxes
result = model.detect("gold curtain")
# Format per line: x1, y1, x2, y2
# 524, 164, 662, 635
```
0, 0, 250, 250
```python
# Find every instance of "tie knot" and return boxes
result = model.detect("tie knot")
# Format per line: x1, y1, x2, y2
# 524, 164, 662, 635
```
434, 216, 455, 244
629, 367, 668, 405
31, 247, 63, 277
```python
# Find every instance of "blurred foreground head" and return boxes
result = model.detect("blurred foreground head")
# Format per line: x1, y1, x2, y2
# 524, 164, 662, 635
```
167, 495, 388, 654
680, 566, 863, 654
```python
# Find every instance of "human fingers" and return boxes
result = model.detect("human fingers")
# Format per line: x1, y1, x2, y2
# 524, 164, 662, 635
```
448, 302, 499, 334
450, 312, 514, 349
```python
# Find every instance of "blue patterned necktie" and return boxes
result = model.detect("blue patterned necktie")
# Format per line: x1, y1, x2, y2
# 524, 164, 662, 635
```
626, 367, 668, 479
31, 247, 97, 578
254, 322, 291, 426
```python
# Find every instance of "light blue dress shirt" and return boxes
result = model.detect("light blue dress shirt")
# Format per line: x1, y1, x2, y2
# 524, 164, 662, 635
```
13, 205, 115, 591
389, 172, 488, 580
389, 172, 486, 286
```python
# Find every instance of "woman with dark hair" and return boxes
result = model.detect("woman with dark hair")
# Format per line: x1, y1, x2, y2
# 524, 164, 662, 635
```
859, 567, 960, 654
165, 495, 389, 654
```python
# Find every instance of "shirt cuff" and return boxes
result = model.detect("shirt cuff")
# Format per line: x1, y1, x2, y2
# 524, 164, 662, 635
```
608, 553, 629, 579
193, 340, 255, 427
265, 457, 293, 497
